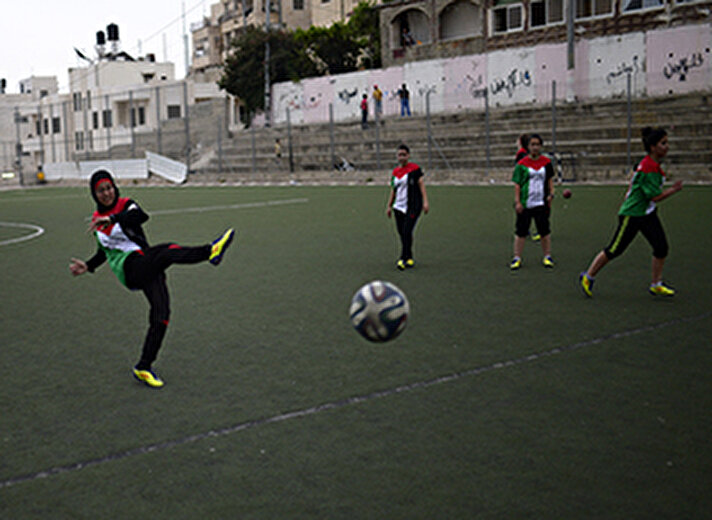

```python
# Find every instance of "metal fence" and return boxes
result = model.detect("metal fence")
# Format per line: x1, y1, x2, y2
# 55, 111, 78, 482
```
3, 74, 711, 185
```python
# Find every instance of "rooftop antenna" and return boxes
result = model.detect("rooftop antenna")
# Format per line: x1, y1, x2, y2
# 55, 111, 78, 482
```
182, 1, 190, 77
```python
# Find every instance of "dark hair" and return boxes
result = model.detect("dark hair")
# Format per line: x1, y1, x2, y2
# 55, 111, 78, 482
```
89, 169, 119, 212
518, 133, 530, 149
529, 133, 543, 146
642, 127, 666, 153
397, 143, 410, 154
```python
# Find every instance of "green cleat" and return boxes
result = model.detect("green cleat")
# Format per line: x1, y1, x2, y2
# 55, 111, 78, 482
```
649, 282, 675, 297
209, 228, 235, 266
133, 367, 165, 388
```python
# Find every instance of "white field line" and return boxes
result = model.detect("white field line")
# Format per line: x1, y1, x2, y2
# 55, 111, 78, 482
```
0, 222, 45, 246
150, 198, 309, 216
1, 310, 708, 490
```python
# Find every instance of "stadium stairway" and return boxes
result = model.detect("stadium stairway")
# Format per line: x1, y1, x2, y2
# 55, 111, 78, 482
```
190, 92, 712, 185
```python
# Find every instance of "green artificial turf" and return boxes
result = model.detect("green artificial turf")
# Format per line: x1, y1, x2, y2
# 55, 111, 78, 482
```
1, 184, 710, 519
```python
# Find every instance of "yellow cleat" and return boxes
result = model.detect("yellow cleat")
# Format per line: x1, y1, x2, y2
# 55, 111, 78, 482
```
405, 259, 415, 268
396, 259, 406, 271
542, 256, 555, 268
531, 233, 541, 242
133, 367, 164, 388
579, 272, 594, 297
209, 228, 235, 266
510, 257, 521, 270
649, 283, 675, 297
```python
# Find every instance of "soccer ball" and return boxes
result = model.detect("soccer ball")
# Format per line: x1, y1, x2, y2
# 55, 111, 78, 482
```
562, 188, 572, 199
349, 280, 410, 342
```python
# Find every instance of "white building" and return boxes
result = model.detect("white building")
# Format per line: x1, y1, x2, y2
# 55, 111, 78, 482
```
1, 55, 232, 179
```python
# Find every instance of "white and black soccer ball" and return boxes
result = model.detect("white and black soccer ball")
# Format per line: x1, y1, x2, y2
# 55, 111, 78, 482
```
349, 281, 410, 342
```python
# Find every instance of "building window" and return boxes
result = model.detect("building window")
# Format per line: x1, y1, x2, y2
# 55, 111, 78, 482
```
102, 109, 113, 128
622, 0, 663, 11
167, 105, 182, 119
93, 111, 99, 130
575, 0, 613, 18
293, 0, 304, 8
86, 91, 92, 110
52, 117, 61, 134
43, 119, 49, 135
130, 107, 145, 127
530, 0, 564, 27
492, 3, 523, 33
73, 92, 82, 112
75, 131, 84, 151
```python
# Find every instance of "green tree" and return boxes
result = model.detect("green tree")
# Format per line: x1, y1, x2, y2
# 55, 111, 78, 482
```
218, 26, 317, 124
348, 1, 382, 70
218, 2, 381, 123
295, 23, 362, 75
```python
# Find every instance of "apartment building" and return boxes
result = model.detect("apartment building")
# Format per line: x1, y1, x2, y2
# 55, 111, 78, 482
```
190, 0, 368, 77
1, 56, 230, 177
379, 0, 711, 67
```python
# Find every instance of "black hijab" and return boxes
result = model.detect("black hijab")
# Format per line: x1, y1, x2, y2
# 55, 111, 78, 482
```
89, 169, 120, 212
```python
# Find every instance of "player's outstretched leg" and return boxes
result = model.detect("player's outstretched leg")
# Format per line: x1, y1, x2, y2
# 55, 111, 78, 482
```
209, 228, 236, 266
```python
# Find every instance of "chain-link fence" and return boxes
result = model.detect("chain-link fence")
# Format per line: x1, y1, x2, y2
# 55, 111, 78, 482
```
3, 74, 711, 185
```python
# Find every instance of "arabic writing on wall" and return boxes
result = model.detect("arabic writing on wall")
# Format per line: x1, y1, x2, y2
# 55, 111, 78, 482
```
606, 55, 641, 84
663, 53, 705, 82
490, 69, 532, 98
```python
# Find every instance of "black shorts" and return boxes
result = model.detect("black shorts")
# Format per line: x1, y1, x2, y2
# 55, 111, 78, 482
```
604, 211, 668, 259
515, 206, 550, 238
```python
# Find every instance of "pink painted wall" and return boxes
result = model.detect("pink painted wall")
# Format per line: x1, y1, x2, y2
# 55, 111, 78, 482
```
647, 24, 712, 97
302, 76, 334, 125
273, 23, 711, 125
534, 43, 568, 103
443, 54, 487, 112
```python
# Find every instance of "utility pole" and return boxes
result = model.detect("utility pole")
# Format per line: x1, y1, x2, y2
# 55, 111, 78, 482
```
182, 1, 190, 77
264, 0, 271, 127
567, 0, 575, 70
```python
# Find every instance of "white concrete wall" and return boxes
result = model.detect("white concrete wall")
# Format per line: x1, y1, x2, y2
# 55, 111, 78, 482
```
587, 32, 646, 99
271, 22, 711, 126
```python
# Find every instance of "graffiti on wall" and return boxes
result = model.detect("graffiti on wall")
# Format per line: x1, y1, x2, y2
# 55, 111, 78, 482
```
278, 92, 302, 111
337, 88, 359, 104
606, 55, 642, 84
490, 69, 532, 98
663, 52, 705, 81
465, 73, 486, 99
305, 93, 322, 110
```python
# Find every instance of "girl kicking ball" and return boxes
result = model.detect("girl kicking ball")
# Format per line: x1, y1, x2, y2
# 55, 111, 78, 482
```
70, 169, 235, 388
579, 127, 682, 297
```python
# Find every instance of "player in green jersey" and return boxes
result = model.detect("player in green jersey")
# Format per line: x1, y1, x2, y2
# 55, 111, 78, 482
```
579, 127, 682, 297
510, 134, 555, 270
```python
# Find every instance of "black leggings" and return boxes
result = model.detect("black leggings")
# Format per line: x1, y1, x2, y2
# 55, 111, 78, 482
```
124, 243, 210, 369
604, 211, 668, 260
394, 209, 421, 261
